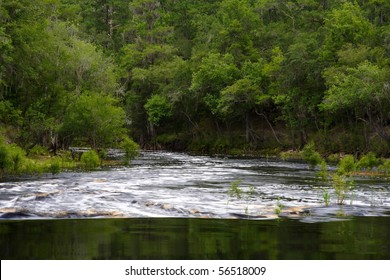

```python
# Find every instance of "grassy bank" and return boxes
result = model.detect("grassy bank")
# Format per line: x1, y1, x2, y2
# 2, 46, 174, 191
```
0, 138, 140, 179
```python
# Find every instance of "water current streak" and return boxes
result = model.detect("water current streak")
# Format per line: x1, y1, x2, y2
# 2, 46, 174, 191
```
0, 152, 389, 221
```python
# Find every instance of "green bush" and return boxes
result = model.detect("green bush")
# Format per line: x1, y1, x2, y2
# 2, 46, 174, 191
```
331, 174, 354, 205
378, 159, 390, 175
368, 137, 390, 157
98, 149, 107, 160
356, 152, 380, 171
80, 150, 100, 170
22, 158, 44, 175
301, 141, 323, 167
337, 155, 356, 175
29, 145, 49, 156
121, 137, 140, 163
317, 160, 329, 182
49, 157, 62, 174
0, 143, 26, 173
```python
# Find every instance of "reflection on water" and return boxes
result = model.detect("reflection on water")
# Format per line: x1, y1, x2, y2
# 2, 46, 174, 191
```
0, 217, 389, 260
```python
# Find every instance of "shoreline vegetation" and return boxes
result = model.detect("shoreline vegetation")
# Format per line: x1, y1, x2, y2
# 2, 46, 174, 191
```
2, 1, 390, 181
0, 138, 141, 179
2, 136, 390, 180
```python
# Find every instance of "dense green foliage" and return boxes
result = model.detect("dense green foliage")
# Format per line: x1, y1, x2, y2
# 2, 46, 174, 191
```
80, 150, 101, 170
2, 0, 390, 156
121, 136, 141, 163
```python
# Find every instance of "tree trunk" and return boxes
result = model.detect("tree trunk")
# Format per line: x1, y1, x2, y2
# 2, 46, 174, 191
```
107, 5, 114, 38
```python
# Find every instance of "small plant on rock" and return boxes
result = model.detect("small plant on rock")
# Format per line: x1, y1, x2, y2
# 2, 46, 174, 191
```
228, 180, 243, 200
227, 180, 257, 215
331, 174, 354, 205
322, 190, 331, 206
274, 198, 285, 216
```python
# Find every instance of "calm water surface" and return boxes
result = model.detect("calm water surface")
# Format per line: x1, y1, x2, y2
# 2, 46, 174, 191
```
0, 152, 389, 259
1, 217, 390, 259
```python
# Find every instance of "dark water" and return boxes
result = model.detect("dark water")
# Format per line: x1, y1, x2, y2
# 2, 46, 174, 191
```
0, 217, 389, 260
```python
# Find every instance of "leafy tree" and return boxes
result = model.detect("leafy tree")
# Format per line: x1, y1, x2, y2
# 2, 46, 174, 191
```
321, 2, 375, 61
60, 92, 126, 148
270, 34, 324, 147
214, 0, 262, 63
218, 59, 274, 142
191, 52, 239, 115
144, 94, 172, 127
322, 61, 390, 144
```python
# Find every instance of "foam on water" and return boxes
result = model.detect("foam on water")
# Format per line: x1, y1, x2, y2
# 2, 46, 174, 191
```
0, 151, 389, 220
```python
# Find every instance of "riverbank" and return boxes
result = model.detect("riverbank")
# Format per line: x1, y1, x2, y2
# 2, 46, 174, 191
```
0, 140, 140, 180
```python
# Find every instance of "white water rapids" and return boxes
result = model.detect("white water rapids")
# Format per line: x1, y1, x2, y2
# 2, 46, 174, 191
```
1, 151, 389, 221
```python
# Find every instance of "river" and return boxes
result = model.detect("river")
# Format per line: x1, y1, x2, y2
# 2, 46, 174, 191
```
0, 151, 389, 259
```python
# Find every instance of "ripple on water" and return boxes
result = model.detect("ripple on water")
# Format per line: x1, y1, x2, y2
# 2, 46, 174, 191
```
0, 151, 389, 221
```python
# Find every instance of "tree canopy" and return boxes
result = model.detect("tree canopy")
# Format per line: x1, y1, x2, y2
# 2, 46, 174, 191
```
2, 0, 390, 155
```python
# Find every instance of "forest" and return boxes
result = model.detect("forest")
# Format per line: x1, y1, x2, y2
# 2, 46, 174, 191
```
2, 0, 390, 158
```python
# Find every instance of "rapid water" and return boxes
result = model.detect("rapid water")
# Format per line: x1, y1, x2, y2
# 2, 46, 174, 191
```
1, 151, 389, 221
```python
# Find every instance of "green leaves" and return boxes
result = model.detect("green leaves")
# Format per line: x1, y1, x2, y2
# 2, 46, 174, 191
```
191, 52, 239, 115
322, 2, 375, 60
60, 92, 126, 148
191, 53, 239, 94
322, 61, 389, 113
144, 95, 172, 126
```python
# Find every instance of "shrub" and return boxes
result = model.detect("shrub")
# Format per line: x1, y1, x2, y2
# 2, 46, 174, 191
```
317, 160, 329, 182
98, 149, 107, 160
49, 157, 62, 174
356, 152, 380, 171
29, 145, 49, 156
322, 190, 331, 206
121, 137, 140, 163
0, 143, 26, 173
337, 155, 356, 175
22, 158, 43, 175
80, 150, 100, 170
379, 159, 390, 175
332, 174, 354, 205
301, 141, 323, 167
